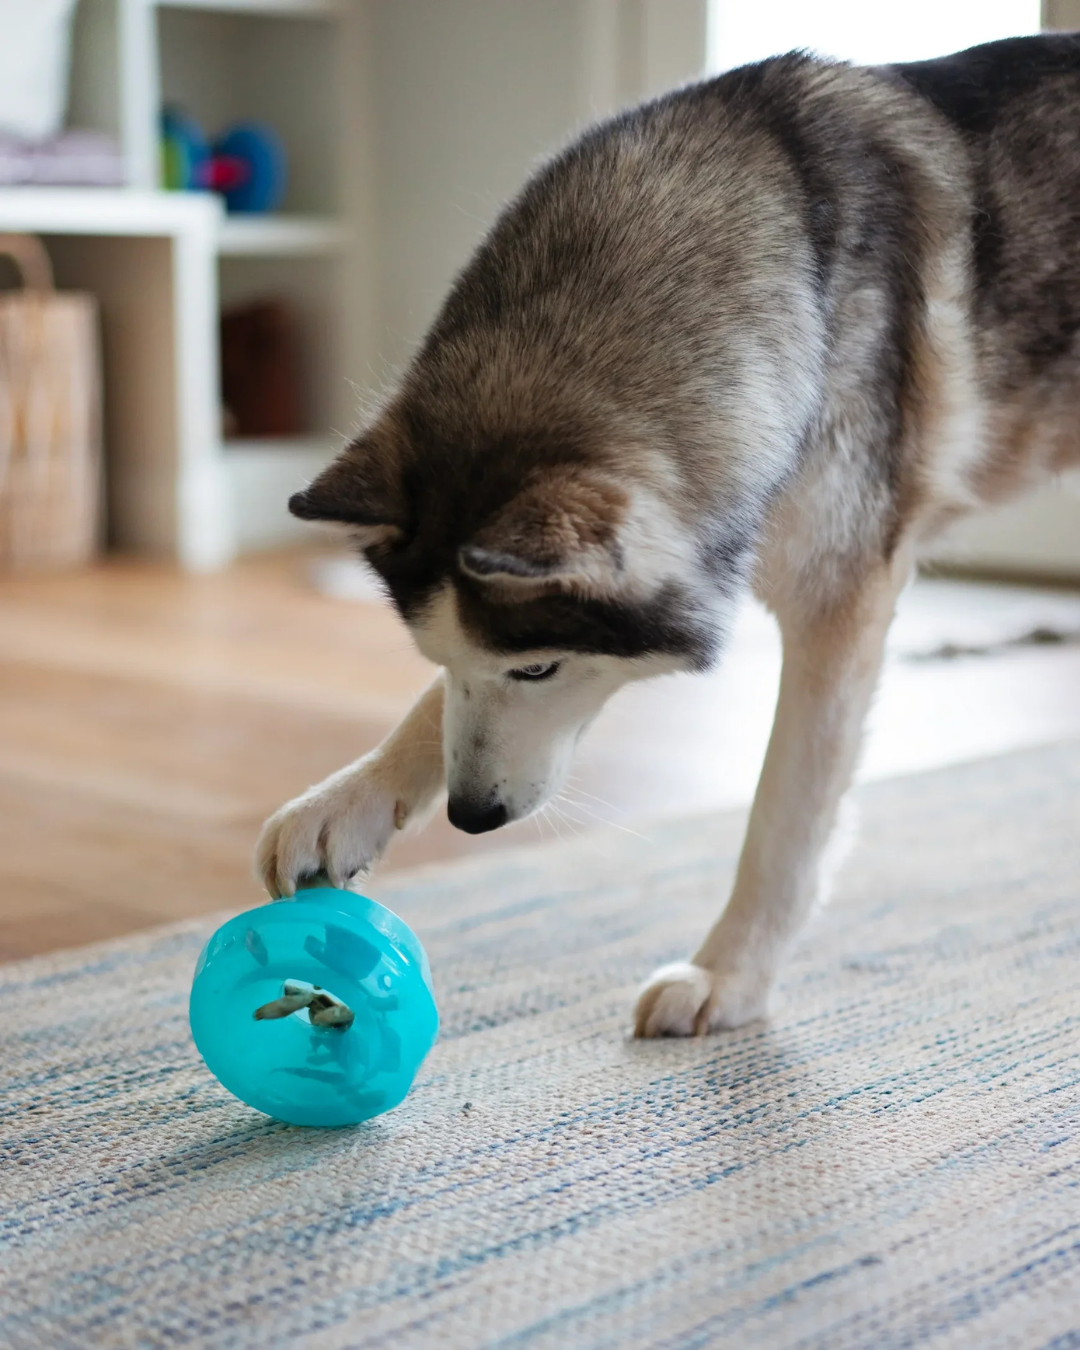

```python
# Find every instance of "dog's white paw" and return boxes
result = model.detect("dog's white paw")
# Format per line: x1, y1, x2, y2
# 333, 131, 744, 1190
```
256, 758, 402, 898
633, 960, 770, 1038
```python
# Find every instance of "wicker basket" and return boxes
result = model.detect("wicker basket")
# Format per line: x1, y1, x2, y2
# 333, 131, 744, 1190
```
0, 233, 101, 572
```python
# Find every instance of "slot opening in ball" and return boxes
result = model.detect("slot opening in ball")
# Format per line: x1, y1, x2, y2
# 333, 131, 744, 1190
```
253, 978, 355, 1030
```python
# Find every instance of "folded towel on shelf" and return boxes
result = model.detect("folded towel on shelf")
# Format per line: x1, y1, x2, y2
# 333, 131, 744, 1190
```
0, 130, 124, 187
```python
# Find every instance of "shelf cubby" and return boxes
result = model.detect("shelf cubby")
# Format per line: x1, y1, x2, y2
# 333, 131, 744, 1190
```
2, 0, 353, 566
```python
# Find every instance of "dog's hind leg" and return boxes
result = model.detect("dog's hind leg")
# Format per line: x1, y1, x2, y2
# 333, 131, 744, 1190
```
256, 675, 447, 898
634, 551, 913, 1036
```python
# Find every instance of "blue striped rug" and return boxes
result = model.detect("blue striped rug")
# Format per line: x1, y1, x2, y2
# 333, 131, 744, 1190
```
3, 741, 1080, 1349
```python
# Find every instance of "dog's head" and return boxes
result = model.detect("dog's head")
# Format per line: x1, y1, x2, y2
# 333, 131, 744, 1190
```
291, 403, 749, 832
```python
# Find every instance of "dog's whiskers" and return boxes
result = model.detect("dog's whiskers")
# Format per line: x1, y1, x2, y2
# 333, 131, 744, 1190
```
540, 801, 569, 844
546, 797, 582, 840
556, 790, 652, 842
564, 779, 629, 816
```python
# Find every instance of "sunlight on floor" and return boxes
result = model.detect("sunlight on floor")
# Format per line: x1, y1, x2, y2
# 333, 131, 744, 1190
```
557, 575, 1080, 830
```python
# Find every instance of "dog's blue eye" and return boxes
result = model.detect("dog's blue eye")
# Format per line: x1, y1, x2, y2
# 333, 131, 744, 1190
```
508, 661, 561, 682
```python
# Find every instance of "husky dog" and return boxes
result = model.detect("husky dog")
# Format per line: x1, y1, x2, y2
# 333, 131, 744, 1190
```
258, 36, 1080, 1036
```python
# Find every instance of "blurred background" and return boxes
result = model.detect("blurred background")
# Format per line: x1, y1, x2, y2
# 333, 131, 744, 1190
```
1, 0, 1079, 960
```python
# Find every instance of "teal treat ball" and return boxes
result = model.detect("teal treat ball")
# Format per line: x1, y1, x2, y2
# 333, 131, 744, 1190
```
189, 884, 438, 1127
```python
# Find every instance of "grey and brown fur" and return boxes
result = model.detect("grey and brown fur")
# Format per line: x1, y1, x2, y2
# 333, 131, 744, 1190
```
258, 36, 1080, 1036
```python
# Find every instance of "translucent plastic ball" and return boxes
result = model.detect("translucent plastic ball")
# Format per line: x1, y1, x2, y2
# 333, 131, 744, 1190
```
189, 884, 438, 1127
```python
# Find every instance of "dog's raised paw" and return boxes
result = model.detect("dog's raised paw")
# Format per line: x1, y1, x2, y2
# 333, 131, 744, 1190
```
255, 761, 400, 899
633, 961, 770, 1038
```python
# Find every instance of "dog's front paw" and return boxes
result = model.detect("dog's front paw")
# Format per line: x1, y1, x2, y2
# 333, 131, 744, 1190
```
633, 961, 770, 1038
256, 759, 402, 898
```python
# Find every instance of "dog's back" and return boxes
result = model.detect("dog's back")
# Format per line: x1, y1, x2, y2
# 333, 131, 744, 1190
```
894, 35, 1080, 359
316, 36, 1080, 601
890, 36, 1080, 500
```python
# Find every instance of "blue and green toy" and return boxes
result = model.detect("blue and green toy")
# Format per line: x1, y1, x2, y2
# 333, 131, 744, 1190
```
189, 883, 438, 1127
161, 106, 287, 214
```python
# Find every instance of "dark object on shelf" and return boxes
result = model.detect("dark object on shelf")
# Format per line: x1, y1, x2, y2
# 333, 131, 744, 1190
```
220, 298, 304, 438
161, 107, 287, 214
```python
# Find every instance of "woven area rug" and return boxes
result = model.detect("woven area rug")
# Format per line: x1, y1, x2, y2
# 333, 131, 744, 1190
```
3, 742, 1080, 1350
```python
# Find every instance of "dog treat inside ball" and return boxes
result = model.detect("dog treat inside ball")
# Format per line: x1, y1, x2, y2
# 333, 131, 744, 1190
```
189, 884, 438, 1127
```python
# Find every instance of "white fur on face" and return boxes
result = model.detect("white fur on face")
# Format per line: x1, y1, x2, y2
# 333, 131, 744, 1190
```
412, 587, 680, 822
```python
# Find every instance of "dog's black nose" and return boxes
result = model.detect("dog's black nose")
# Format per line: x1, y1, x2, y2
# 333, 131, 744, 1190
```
447, 798, 508, 835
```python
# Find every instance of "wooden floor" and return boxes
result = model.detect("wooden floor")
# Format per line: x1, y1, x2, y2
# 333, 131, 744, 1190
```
2, 549, 1079, 962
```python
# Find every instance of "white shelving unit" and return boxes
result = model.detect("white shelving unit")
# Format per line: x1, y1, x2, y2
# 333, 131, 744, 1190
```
158, 0, 343, 15
223, 436, 340, 552
0, 0, 353, 567
217, 216, 350, 257
2, 0, 714, 571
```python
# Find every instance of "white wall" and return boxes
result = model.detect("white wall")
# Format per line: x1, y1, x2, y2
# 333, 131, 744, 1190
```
708, 0, 1041, 71
356, 0, 706, 379
369, 0, 587, 375
1045, 0, 1080, 29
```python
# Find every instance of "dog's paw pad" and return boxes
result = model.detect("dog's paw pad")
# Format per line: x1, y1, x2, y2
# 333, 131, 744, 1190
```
633, 961, 769, 1038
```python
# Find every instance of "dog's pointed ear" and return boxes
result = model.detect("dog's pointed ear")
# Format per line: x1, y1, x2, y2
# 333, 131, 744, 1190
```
458, 470, 630, 594
289, 432, 405, 549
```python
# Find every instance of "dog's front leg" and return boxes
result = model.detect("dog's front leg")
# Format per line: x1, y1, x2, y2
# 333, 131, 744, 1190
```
256, 675, 446, 898
634, 557, 911, 1036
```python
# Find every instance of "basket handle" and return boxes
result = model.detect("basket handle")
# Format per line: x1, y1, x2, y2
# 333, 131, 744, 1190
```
0, 234, 54, 293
